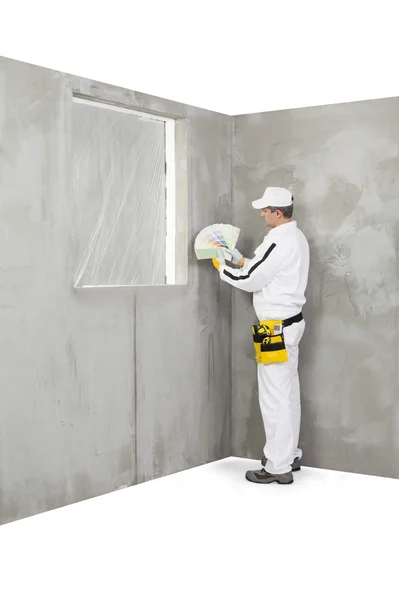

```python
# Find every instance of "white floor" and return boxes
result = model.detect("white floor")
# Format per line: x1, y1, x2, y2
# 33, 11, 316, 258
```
0, 457, 397, 599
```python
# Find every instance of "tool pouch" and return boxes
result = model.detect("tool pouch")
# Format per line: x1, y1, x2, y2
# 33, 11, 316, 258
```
252, 320, 289, 364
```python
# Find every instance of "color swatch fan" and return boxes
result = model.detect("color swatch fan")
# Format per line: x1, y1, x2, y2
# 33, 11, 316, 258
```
194, 223, 241, 259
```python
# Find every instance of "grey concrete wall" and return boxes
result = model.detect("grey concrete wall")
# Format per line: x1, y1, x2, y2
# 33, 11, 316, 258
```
0, 56, 232, 525
232, 99, 399, 478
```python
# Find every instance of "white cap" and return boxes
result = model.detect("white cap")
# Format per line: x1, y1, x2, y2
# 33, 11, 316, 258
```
252, 186, 293, 209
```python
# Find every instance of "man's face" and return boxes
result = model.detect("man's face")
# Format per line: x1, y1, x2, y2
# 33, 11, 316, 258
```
261, 207, 279, 228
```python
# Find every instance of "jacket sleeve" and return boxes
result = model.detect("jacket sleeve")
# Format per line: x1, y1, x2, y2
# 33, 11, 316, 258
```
242, 257, 252, 270
219, 241, 285, 292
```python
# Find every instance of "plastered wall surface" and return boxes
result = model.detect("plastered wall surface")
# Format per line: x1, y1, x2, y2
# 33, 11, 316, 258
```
1, 56, 398, 526
232, 99, 399, 478
0, 57, 232, 525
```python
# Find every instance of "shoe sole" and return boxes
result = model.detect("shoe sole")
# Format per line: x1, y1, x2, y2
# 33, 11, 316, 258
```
245, 474, 294, 484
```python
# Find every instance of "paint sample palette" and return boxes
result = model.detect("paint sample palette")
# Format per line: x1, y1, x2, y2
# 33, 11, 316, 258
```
194, 223, 241, 259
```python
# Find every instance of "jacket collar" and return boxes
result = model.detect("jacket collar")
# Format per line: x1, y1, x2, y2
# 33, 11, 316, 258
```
267, 220, 297, 237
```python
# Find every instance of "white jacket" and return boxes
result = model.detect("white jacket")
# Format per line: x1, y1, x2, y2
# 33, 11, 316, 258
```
219, 221, 310, 320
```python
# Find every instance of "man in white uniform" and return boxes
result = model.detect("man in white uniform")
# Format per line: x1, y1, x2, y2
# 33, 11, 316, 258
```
212, 187, 309, 484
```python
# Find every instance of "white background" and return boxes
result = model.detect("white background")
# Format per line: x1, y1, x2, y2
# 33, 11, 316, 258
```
1, 0, 397, 115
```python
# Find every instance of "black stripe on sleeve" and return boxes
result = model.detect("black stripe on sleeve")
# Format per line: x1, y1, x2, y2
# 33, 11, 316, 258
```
223, 243, 277, 281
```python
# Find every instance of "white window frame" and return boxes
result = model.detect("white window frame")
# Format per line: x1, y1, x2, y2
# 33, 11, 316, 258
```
72, 96, 177, 286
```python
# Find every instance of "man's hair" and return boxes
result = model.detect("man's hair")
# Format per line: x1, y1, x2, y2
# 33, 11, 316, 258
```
269, 196, 294, 219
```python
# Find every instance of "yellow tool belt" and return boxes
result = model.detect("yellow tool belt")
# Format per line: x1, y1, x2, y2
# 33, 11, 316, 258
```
252, 319, 288, 364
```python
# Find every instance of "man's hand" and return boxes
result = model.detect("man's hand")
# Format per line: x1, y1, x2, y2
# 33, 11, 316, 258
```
226, 247, 245, 267
212, 249, 225, 272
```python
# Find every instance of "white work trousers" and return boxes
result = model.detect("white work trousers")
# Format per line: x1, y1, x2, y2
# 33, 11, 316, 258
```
258, 320, 305, 475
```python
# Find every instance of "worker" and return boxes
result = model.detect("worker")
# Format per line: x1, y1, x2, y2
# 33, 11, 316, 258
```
212, 187, 310, 484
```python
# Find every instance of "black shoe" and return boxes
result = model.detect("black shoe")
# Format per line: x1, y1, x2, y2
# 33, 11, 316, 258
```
261, 454, 301, 472
245, 468, 294, 484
